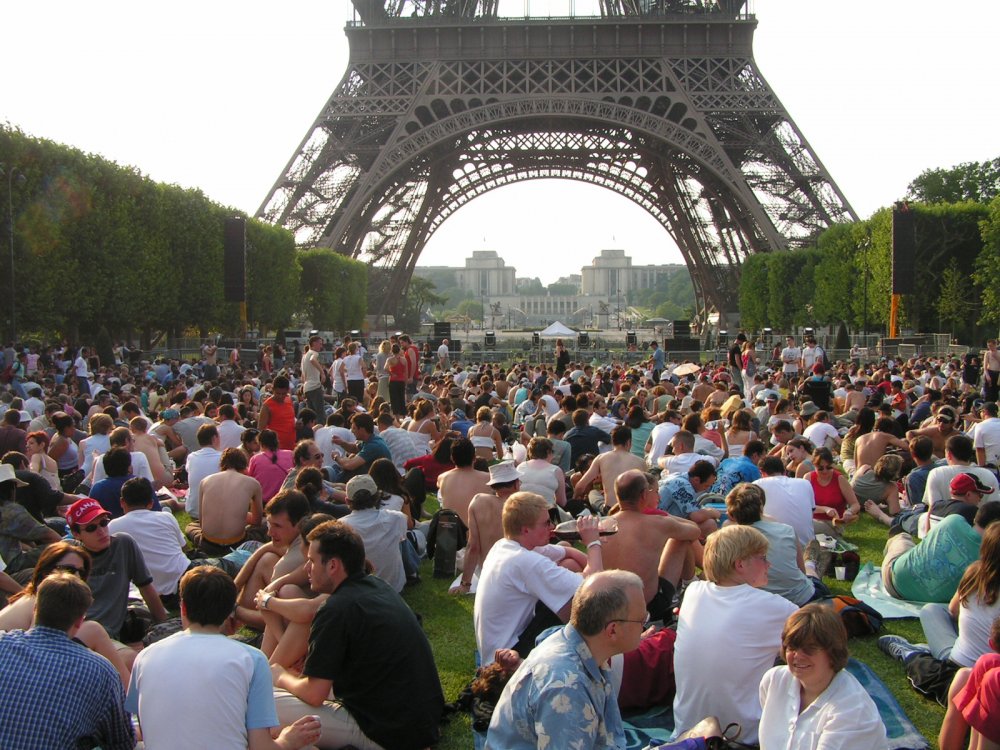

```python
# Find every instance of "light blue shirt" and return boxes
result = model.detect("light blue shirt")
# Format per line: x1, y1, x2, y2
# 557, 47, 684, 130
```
486, 625, 624, 750
659, 474, 699, 518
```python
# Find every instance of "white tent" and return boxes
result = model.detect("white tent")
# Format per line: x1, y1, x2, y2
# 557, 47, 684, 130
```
537, 321, 577, 338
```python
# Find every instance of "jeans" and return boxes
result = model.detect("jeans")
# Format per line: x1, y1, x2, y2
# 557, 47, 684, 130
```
920, 602, 958, 661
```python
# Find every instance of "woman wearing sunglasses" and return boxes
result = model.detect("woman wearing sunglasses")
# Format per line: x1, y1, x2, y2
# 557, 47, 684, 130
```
0, 541, 130, 686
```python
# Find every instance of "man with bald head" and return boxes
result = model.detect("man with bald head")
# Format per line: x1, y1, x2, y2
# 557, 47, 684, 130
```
486, 570, 645, 750
601, 469, 701, 621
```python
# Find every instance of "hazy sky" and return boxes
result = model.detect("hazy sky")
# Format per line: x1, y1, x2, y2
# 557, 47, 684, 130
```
3, 1, 997, 283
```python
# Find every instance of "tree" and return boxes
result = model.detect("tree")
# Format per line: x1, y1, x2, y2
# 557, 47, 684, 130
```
907, 157, 1000, 204
518, 278, 544, 295
298, 249, 367, 331
975, 195, 1000, 327
455, 299, 484, 322
936, 258, 973, 336
546, 282, 577, 296
738, 254, 770, 330
396, 276, 446, 330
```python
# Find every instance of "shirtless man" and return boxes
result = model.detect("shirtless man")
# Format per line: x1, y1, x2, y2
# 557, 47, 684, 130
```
841, 382, 867, 417
450, 461, 521, 595
601, 469, 700, 621
185, 447, 263, 554
984, 339, 1000, 402
436, 438, 490, 528
906, 406, 960, 459
572, 425, 646, 509
129, 416, 173, 489
691, 375, 714, 405
854, 416, 909, 469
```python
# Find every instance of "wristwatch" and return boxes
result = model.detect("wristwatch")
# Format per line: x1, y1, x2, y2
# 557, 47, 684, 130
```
260, 592, 272, 610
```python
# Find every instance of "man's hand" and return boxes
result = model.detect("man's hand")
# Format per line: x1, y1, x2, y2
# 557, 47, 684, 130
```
577, 515, 601, 547
274, 715, 322, 750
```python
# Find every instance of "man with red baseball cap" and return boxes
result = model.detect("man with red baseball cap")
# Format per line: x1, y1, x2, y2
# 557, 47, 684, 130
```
930, 472, 996, 526
67, 497, 167, 644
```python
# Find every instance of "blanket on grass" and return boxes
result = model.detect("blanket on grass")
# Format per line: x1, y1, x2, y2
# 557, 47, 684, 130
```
851, 562, 927, 619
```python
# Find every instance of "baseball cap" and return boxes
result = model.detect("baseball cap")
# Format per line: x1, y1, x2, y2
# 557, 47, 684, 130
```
346, 475, 381, 503
486, 461, 521, 486
161, 409, 180, 420
18, 410, 31, 424
950, 472, 994, 496
67, 497, 111, 527
936, 407, 957, 423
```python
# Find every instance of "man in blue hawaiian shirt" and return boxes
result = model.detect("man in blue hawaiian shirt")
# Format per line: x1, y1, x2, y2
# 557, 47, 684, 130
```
485, 570, 645, 750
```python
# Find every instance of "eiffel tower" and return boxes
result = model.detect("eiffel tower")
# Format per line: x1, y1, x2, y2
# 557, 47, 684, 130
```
257, 0, 857, 324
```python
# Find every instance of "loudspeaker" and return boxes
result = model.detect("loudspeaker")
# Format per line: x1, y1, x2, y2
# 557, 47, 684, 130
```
626, 331, 637, 347
223, 217, 246, 302
433, 322, 452, 340
718, 330, 729, 348
892, 205, 916, 295
663, 337, 700, 353
673, 320, 690, 338
484, 331, 496, 350
577, 332, 590, 348
532, 333, 540, 346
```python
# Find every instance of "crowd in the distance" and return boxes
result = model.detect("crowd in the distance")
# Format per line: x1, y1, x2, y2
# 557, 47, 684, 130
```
0, 333, 998, 749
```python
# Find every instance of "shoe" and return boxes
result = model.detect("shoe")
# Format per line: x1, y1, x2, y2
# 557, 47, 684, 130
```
878, 635, 931, 665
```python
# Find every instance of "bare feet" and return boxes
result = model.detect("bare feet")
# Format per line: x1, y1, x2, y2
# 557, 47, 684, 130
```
864, 499, 893, 526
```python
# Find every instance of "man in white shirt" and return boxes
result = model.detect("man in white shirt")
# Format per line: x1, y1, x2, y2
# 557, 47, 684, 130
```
215, 404, 245, 451
658, 430, 720, 473
474, 492, 603, 666
922, 434, 999, 509
803, 411, 841, 452
109, 477, 191, 598
645, 411, 682, 467
780, 337, 801, 378
184, 424, 223, 520
90, 427, 157, 487
537, 384, 561, 420
74, 347, 93, 396
587, 398, 618, 434
437, 339, 451, 371
974, 402, 1000, 467
753, 456, 816, 547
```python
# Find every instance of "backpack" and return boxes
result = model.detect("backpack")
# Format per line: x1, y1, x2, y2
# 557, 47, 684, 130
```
816, 594, 883, 636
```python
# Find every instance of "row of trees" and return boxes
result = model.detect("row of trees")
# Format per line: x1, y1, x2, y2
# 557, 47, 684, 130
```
1, 126, 366, 345
738, 158, 1000, 341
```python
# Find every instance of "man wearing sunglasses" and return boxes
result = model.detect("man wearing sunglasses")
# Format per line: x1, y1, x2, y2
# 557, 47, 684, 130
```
67, 497, 167, 643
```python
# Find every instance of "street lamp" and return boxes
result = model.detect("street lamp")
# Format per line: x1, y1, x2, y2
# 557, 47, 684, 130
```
0, 164, 26, 343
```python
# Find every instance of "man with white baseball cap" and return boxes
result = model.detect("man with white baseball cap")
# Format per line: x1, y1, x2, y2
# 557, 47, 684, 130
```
339, 475, 408, 593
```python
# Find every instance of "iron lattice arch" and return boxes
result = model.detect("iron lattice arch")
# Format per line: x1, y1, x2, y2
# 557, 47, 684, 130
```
258, 9, 856, 321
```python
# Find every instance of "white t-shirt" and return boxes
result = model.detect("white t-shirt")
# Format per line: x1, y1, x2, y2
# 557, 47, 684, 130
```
185, 447, 223, 519
92, 450, 155, 486
474, 539, 581, 666
216, 419, 245, 451
753, 476, 816, 547
646, 422, 680, 467
125, 631, 279, 750
759, 666, 888, 750
342, 354, 365, 381
974, 418, 1000, 467
660, 452, 716, 474
801, 345, 821, 371
330, 358, 346, 393
673, 582, 797, 744
438, 343, 450, 360
951, 595, 1000, 667
109, 510, 190, 595
340, 508, 407, 593
922, 464, 1000, 508
803, 421, 840, 450
538, 394, 561, 419
780, 346, 801, 374
301, 349, 323, 391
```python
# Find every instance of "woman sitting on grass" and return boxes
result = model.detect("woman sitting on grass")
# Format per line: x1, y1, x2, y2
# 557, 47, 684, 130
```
939, 615, 1000, 750
854, 453, 905, 524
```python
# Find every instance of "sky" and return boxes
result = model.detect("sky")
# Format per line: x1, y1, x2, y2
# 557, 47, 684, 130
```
2, 1, 998, 284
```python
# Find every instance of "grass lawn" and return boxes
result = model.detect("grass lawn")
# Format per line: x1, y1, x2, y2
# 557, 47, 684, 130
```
177, 496, 945, 749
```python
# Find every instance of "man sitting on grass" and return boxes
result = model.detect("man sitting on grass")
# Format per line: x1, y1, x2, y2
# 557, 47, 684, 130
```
126, 566, 321, 750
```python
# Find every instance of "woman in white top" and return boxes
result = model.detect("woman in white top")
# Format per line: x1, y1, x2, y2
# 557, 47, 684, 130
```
78, 413, 114, 481
339, 342, 367, 403
407, 399, 445, 447
920, 523, 1000, 668
725, 409, 755, 458
515, 437, 566, 510
467, 406, 503, 461
759, 603, 887, 749
25, 430, 60, 491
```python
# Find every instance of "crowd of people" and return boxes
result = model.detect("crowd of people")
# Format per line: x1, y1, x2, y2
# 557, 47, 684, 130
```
0, 332, 999, 749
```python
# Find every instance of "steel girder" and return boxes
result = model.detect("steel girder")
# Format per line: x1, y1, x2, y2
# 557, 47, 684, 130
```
258, 17, 856, 322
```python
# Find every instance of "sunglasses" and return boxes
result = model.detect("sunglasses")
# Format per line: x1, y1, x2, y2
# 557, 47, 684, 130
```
82, 517, 111, 533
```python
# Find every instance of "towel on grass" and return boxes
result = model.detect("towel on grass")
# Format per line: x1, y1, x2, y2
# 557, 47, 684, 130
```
852, 562, 926, 618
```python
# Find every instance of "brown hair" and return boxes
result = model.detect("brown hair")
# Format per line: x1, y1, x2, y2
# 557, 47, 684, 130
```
782, 602, 849, 672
